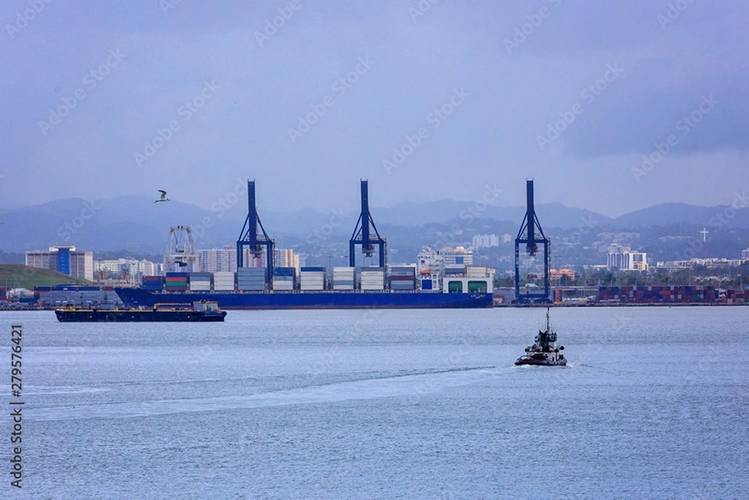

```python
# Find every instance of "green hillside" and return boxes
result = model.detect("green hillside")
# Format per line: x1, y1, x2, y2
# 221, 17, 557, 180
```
0, 265, 91, 290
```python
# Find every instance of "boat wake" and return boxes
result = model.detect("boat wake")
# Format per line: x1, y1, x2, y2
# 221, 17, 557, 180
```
27, 366, 499, 422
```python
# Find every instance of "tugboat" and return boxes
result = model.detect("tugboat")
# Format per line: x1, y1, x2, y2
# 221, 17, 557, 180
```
515, 307, 566, 366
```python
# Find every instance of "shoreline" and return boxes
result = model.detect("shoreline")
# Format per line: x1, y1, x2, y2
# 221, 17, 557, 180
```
1, 302, 747, 312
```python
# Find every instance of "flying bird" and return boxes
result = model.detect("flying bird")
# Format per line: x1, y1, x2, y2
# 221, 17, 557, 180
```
154, 190, 170, 204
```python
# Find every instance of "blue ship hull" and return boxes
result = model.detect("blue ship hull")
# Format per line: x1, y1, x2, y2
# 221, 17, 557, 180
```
115, 288, 493, 310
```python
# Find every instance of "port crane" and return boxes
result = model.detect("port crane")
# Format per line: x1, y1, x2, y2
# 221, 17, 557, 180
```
514, 179, 551, 303
236, 180, 274, 285
349, 179, 386, 267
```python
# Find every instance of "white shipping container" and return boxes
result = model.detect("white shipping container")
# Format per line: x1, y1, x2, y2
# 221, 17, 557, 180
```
273, 281, 294, 291
190, 282, 211, 291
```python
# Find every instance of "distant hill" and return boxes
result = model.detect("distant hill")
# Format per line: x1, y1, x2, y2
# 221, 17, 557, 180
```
611, 203, 749, 229
0, 197, 746, 256
374, 200, 611, 229
0, 265, 90, 290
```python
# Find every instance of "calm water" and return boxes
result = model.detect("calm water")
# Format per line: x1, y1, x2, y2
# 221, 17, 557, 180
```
1, 307, 747, 499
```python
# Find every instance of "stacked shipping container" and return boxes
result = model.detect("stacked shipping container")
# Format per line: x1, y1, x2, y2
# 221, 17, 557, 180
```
359, 267, 385, 291
388, 266, 416, 291
300, 267, 325, 291
333, 267, 355, 290
237, 268, 266, 291
272, 267, 296, 291
189, 272, 212, 291
596, 285, 745, 304
213, 272, 236, 291
165, 272, 189, 291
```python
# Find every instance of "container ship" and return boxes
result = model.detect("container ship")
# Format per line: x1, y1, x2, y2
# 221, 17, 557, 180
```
115, 266, 493, 310
113, 179, 493, 310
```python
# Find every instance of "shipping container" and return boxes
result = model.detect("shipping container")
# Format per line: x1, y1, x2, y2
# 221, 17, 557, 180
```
213, 272, 236, 291
300, 270, 325, 291
273, 267, 296, 277
272, 280, 294, 291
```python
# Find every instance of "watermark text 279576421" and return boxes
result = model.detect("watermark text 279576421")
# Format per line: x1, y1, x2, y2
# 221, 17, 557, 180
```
9, 324, 24, 489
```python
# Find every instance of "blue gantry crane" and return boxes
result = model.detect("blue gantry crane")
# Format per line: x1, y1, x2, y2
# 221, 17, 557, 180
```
349, 179, 386, 267
514, 179, 551, 303
236, 180, 274, 285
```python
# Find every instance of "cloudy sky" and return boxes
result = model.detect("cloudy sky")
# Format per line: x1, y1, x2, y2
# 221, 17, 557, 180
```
1, 0, 747, 215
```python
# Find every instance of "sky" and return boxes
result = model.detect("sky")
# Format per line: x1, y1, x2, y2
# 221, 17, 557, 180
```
1, 0, 748, 216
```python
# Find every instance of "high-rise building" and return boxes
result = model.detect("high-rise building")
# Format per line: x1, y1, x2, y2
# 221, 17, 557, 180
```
607, 245, 648, 272
198, 246, 237, 273
275, 248, 301, 274
94, 258, 163, 279
25, 245, 94, 281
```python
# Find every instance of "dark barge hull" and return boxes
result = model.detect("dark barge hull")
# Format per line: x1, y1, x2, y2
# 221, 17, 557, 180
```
55, 309, 226, 322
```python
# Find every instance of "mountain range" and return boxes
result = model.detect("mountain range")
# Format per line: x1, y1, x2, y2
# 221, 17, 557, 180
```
1, 197, 748, 259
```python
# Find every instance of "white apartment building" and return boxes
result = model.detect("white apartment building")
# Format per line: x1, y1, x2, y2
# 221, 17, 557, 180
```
25, 245, 94, 281
198, 247, 237, 273
607, 244, 648, 272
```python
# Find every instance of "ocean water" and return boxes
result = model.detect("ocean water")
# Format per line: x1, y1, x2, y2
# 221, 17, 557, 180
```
1, 307, 748, 499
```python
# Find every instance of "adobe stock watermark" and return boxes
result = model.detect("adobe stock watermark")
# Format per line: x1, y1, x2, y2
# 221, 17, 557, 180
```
536, 63, 624, 151
657, 0, 694, 29
287, 56, 374, 143
56, 199, 101, 243
160, 0, 183, 15
5, 0, 52, 40
38, 49, 126, 136
431, 184, 504, 250
504, 0, 562, 55
383, 88, 470, 175
191, 176, 247, 246
254, 0, 302, 47
409, 0, 440, 22
133, 80, 219, 168
632, 94, 717, 182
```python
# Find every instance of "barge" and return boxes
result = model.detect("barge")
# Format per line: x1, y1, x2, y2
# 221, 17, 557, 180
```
55, 301, 226, 322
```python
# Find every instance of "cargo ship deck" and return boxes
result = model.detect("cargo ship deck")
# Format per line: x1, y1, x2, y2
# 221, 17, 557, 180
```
115, 288, 493, 310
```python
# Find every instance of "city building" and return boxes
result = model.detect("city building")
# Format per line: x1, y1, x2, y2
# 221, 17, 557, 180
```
94, 258, 163, 280
550, 268, 576, 285
656, 258, 744, 270
471, 233, 500, 249
198, 246, 237, 273
742, 248, 749, 261
275, 248, 301, 274
606, 244, 648, 272
25, 245, 94, 281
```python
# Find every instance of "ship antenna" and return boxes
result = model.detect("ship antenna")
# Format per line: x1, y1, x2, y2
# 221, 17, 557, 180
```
546, 306, 550, 331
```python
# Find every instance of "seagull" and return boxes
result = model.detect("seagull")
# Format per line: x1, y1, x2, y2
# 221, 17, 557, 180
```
154, 190, 170, 204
